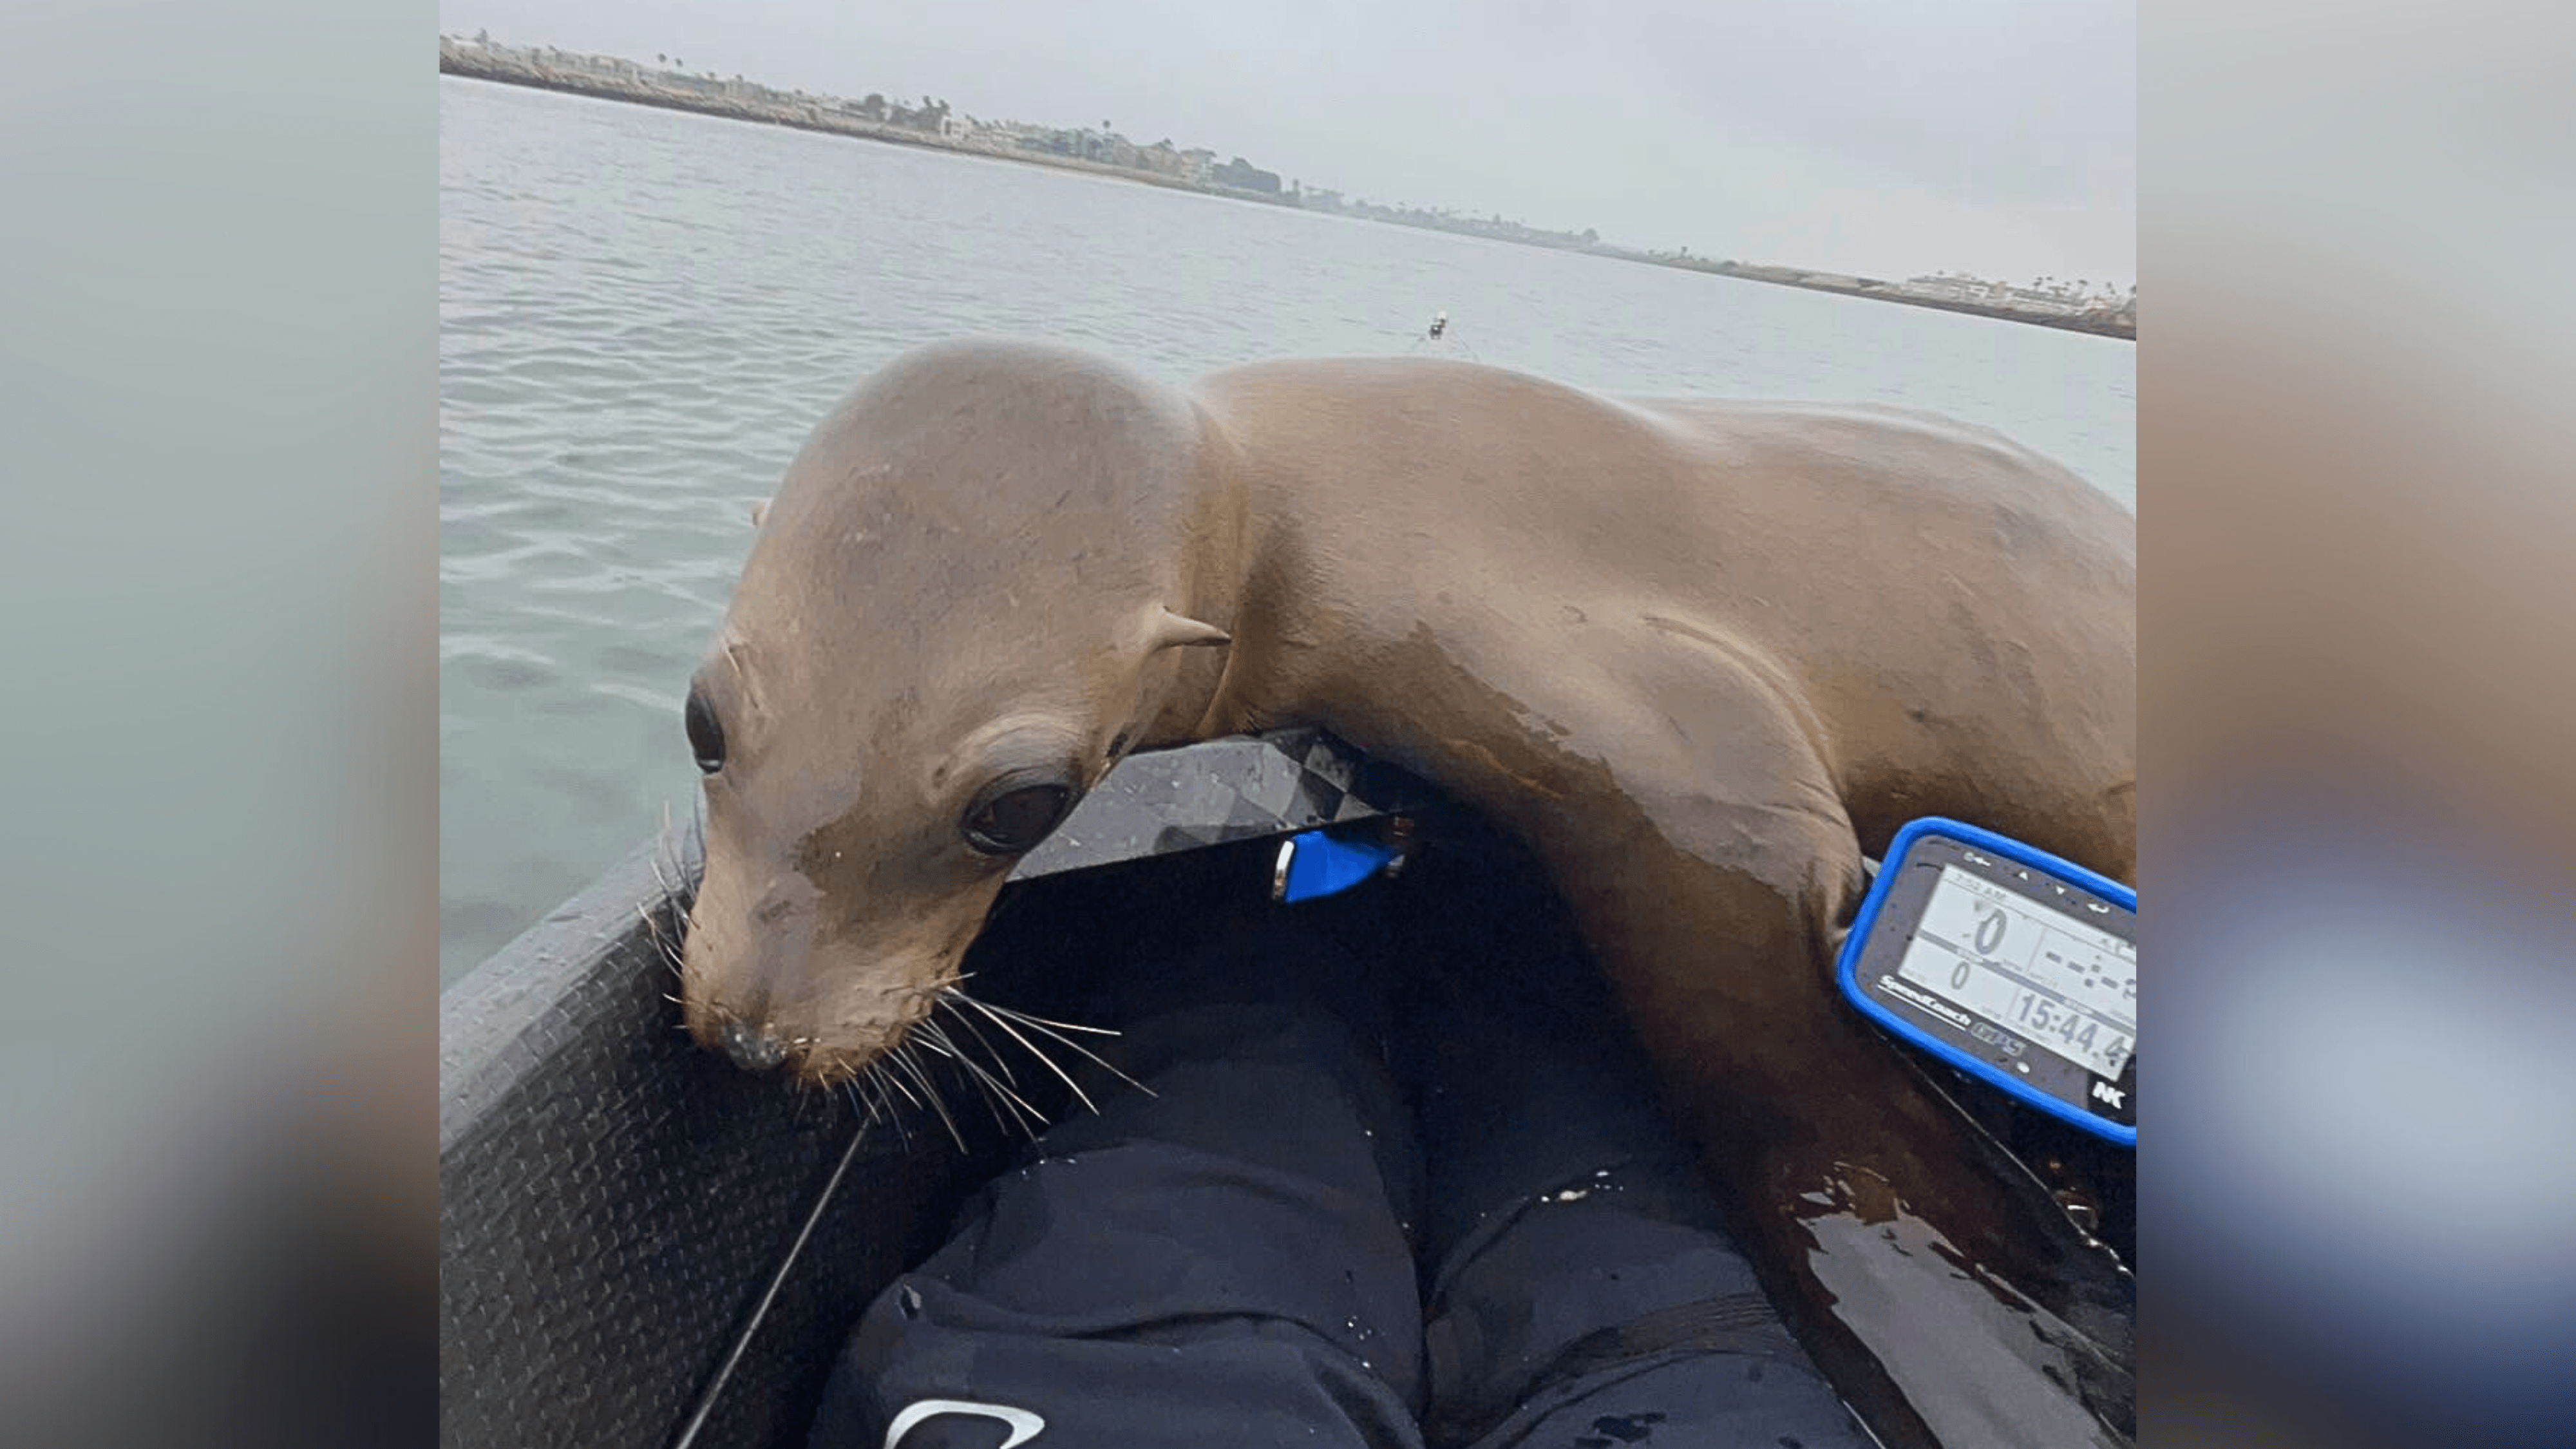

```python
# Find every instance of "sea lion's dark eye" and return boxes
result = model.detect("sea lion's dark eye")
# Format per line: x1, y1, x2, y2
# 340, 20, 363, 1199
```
685, 690, 725, 774
962, 772, 1075, 856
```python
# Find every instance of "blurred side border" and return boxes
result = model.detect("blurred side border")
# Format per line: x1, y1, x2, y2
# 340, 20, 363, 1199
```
2, 3, 2570, 1446
2145, 5, 2574, 1447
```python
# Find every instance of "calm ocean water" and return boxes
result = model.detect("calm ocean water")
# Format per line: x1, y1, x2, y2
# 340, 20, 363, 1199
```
439, 75, 2136, 987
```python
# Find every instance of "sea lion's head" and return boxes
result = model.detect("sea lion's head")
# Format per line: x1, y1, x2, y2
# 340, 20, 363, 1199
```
677, 341, 1238, 1083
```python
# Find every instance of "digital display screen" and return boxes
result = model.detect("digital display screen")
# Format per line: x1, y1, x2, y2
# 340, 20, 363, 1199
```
1893, 863, 2136, 1080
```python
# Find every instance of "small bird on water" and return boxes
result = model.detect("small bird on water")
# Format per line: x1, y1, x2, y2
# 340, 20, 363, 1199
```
1406, 308, 1474, 359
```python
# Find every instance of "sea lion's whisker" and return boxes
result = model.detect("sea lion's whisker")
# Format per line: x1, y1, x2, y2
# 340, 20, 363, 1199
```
902, 1036, 953, 1119
890, 1044, 968, 1153
905, 972, 979, 1004
862, 1069, 911, 1149
914, 1019, 959, 1061
973, 1001, 1155, 1097
636, 895, 687, 976
958, 995, 1102, 1115
913, 1021, 991, 1104
649, 880, 687, 937
877, 1059, 925, 1112
641, 812, 697, 976
943, 1046, 1030, 1139
983, 1072, 1048, 1138
842, 1081, 881, 1127
934, 990, 1023, 1088
922, 1018, 1047, 1137
949, 1032, 1050, 1137
968, 1002, 1122, 1037
968, 1061, 1047, 1137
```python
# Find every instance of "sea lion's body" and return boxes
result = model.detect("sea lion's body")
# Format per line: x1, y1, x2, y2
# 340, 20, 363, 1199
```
679, 341, 2135, 1449
1192, 358, 2134, 873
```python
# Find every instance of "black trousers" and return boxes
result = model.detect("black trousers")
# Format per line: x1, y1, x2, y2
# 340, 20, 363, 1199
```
807, 895, 1875, 1449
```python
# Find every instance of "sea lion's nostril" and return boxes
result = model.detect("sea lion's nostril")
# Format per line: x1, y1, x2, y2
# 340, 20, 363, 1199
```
719, 1019, 789, 1072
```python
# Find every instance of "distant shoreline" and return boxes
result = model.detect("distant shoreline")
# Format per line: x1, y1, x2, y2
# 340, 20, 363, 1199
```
437, 53, 1296, 204
439, 53, 2134, 343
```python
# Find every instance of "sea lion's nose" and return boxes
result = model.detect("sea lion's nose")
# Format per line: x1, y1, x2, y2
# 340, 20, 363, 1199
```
719, 1018, 789, 1072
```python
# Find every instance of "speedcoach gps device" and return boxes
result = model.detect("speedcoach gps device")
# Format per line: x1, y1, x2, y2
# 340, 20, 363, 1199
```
1837, 817, 2136, 1147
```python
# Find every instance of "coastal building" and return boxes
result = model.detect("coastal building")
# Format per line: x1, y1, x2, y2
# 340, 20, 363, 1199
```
660, 71, 726, 99
1902, 273, 2012, 305
1211, 156, 1283, 194
1899, 272, 2128, 317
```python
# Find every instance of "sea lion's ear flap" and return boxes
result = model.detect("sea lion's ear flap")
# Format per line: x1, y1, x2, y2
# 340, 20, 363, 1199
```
749, 500, 770, 527
1148, 608, 1231, 652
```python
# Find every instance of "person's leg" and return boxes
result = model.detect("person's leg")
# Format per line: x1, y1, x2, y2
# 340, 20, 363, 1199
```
1394, 869, 1878, 1449
807, 891, 1428, 1449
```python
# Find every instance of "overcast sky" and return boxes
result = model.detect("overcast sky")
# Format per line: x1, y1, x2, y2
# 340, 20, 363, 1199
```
439, 0, 2134, 287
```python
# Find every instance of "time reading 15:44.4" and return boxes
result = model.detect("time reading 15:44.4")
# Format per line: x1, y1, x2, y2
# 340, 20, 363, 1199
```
2010, 988, 2130, 1077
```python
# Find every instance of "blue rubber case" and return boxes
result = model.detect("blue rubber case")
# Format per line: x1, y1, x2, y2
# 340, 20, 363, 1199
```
1837, 816, 2137, 1147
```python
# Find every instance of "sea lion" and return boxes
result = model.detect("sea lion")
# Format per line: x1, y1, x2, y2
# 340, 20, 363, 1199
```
676, 339, 2136, 1449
